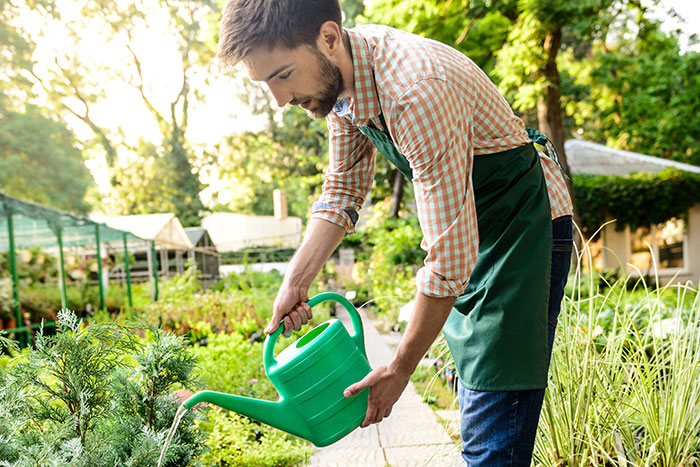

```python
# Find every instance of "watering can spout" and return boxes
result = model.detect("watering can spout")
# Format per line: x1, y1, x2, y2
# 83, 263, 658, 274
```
182, 390, 310, 440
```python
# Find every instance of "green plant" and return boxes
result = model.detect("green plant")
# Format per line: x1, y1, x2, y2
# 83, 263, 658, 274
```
158, 262, 202, 304
0, 247, 58, 286
573, 168, 700, 235
188, 321, 326, 465
361, 216, 424, 324
0, 311, 206, 466
190, 332, 275, 400
0, 278, 15, 321
532, 239, 700, 465
147, 290, 265, 343
197, 406, 313, 467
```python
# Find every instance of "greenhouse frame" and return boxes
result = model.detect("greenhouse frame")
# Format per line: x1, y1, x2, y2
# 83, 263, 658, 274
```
0, 192, 159, 347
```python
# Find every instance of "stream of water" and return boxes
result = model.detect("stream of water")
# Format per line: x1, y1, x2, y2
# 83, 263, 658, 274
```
157, 404, 188, 467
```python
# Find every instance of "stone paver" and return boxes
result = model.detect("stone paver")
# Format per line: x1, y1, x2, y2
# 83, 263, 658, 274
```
435, 410, 461, 441
306, 310, 460, 466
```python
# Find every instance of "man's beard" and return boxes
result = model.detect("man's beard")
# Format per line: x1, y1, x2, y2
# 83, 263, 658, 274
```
296, 48, 345, 119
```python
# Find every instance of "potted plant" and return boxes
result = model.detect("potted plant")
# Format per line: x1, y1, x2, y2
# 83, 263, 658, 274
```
0, 277, 16, 329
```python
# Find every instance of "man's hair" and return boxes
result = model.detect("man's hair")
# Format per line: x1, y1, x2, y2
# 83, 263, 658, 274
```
218, 0, 343, 66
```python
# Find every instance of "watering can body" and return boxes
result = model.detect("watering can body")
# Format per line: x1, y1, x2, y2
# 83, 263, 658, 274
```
183, 292, 372, 447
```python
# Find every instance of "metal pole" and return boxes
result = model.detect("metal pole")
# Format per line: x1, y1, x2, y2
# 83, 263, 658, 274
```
94, 224, 105, 312
56, 227, 68, 311
6, 211, 27, 347
123, 233, 133, 312
151, 241, 159, 302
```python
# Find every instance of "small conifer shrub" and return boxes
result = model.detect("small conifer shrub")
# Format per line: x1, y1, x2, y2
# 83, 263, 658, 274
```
0, 310, 205, 466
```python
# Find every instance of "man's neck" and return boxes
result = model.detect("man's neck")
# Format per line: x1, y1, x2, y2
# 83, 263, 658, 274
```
340, 29, 356, 100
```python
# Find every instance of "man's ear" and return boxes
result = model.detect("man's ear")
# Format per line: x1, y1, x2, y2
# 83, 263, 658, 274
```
317, 20, 343, 57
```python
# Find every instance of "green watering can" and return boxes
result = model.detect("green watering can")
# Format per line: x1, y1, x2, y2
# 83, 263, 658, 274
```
182, 292, 372, 447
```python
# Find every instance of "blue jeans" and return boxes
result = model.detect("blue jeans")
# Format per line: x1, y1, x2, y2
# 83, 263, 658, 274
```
458, 215, 573, 466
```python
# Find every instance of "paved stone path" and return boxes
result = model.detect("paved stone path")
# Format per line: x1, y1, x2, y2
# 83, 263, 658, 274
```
306, 310, 461, 467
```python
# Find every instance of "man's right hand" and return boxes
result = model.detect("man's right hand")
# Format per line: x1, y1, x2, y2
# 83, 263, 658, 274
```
264, 283, 313, 337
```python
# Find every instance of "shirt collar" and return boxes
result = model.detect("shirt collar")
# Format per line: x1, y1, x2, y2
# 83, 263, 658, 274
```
339, 28, 381, 125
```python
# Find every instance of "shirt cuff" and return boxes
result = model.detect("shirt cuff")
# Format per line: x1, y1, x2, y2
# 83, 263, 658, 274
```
416, 267, 468, 298
311, 203, 358, 236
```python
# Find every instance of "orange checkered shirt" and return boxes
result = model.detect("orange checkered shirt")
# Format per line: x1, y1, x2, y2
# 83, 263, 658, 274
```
311, 25, 573, 298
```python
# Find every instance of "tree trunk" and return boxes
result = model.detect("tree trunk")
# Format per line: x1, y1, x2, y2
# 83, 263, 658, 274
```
538, 27, 582, 248
390, 169, 405, 218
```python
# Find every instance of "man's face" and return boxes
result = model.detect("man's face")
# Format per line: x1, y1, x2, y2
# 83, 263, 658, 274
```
243, 44, 344, 119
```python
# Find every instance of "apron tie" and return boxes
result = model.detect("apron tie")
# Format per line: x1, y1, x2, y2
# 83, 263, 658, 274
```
526, 128, 571, 180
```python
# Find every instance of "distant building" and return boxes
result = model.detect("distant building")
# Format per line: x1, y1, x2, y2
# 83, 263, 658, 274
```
202, 190, 302, 253
185, 227, 219, 284
567, 140, 700, 285
95, 213, 193, 282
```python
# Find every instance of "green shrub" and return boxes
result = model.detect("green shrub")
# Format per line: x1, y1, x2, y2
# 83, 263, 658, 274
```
197, 407, 313, 467
533, 250, 700, 465
574, 168, 700, 235
189, 329, 318, 466
0, 311, 206, 466
190, 332, 275, 400
147, 290, 265, 343
349, 215, 424, 324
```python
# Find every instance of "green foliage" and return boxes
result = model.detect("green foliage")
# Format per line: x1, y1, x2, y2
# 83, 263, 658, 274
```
147, 268, 331, 344
533, 265, 700, 465
107, 136, 205, 226
146, 268, 284, 343
361, 0, 515, 73
0, 311, 206, 465
147, 287, 265, 343
493, 0, 616, 110
197, 407, 313, 467
216, 106, 327, 219
347, 213, 425, 323
162, 129, 206, 227
14, 281, 145, 324
190, 332, 275, 400
0, 278, 15, 321
572, 22, 700, 165
0, 107, 94, 214
573, 168, 700, 234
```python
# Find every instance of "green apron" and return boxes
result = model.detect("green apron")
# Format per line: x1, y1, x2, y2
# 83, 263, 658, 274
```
358, 113, 553, 391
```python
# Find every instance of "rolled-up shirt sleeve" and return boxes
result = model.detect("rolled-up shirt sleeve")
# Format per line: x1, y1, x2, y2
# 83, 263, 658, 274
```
311, 112, 376, 236
389, 78, 478, 298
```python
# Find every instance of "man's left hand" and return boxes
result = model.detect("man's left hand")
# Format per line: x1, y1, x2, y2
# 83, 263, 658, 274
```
343, 363, 411, 428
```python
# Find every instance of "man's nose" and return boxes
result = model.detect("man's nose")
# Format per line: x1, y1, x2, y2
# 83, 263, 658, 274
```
267, 83, 292, 107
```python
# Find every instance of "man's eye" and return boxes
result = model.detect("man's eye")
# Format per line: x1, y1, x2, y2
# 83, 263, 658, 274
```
279, 71, 292, 80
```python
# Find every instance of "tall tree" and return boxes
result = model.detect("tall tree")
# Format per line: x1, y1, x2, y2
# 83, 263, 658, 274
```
216, 106, 327, 218
570, 19, 700, 165
0, 106, 93, 214
30, 0, 218, 225
0, 0, 94, 213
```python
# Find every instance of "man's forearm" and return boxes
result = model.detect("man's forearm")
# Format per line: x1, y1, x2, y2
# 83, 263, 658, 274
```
389, 292, 456, 378
284, 218, 346, 289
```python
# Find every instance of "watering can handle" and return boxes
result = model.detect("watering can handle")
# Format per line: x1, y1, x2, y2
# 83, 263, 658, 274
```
263, 292, 366, 371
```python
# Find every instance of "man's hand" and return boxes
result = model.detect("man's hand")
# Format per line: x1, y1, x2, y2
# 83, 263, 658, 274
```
343, 362, 411, 428
264, 283, 313, 337
262, 219, 346, 337
343, 293, 456, 428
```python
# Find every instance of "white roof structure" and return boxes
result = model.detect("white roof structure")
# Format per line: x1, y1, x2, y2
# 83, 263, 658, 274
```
92, 213, 193, 250
202, 212, 302, 252
565, 140, 700, 176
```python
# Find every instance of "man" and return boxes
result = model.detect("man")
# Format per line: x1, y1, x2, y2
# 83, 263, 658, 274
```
218, 0, 573, 464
